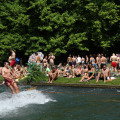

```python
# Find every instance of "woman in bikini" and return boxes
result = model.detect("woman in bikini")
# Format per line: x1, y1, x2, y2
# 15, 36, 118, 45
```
90, 55, 96, 67
79, 63, 95, 82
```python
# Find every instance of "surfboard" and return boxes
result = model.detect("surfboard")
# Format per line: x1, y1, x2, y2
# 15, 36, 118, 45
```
27, 86, 37, 91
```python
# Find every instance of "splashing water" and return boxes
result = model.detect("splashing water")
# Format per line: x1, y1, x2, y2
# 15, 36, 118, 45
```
0, 89, 56, 118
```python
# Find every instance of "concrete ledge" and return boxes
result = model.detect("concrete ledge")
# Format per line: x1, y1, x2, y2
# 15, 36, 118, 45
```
1, 81, 120, 89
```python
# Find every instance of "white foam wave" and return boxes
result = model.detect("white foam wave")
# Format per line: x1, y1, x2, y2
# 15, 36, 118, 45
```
0, 90, 56, 118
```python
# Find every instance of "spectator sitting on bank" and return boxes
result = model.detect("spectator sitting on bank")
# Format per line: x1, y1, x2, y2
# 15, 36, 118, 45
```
74, 65, 83, 77
96, 65, 111, 83
48, 66, 58, 83
79, 63, 95, 82
58, 63, 62, 69
82, 64, 88, 76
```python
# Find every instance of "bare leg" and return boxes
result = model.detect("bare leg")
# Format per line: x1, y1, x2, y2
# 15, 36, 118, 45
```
103, 74, 107, 83
96, 72, 101, 82
12, 82, 19, 94
50, 73, 57, 83
8, 83, 16, 94
69, 75, 73, 78
72, 69, 76, 78
48, 73, 52, 83
79, 76, 88, 82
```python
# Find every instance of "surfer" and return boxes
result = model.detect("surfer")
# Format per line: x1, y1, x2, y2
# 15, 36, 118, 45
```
2, 62, 19, 94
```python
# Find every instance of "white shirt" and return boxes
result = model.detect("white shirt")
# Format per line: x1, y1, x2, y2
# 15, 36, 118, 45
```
77, 57, 81, 63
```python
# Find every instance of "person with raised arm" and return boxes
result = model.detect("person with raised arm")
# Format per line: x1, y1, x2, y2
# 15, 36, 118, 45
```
9, 48, 16, 68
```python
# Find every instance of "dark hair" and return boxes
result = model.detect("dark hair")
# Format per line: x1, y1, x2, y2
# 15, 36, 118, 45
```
35, 52, 38, 55
90, 54, 92, 57
10, 48, 13, 51
103, 65, 107, 67
4, 62, 8, 65
84, 66, 86, 69
88, 63, 92, 70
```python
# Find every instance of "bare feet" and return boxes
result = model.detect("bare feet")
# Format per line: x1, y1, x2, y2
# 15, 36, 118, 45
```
47, 81, 50, 83
78, 80, 82, 82
96, 80, 98, 83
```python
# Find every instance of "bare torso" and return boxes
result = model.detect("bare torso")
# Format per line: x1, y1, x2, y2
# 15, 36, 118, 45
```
11, 51, 16, 60
2, 67, 12, 79
68, 57, 72, 62
96, 57, 101, 65
36, 55, 41, 63
43, 58, 47, 66
101, 57, 106, 63
111, 56, 117, 62
102, 68, 109, 77
81, 58, 85, 62
49, 55, 55, 63
72, 57, 76, 62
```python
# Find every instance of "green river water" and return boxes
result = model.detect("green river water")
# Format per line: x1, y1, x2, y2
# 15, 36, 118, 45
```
0, 85, 120, 120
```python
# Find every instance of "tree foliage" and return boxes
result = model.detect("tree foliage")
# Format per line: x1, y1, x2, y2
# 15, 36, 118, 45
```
0, 0, 120, 61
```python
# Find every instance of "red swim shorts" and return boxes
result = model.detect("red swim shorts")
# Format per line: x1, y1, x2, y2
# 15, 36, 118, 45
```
4, 78, 14, 86
10, 60, 16, 67
111, 62, 117, 68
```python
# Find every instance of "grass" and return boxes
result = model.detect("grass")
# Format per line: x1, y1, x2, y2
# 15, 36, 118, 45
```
0, 74, 120, 86
53, 77, 120, 85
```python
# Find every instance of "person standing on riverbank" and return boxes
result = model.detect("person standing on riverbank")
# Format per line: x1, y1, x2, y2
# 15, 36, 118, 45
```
110, 53, 117, 72
77, 55, 81, 65
67, 54, 72, 66
48, 52, 55, 70
101, 54, 107, 70
9, 49, 16, 68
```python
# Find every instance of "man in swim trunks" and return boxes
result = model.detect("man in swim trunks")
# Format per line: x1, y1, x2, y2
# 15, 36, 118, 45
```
110, 53, 117, 72
2, 62, 19, 94
48, 66, 58, 83
9, 48, 16, 67
67, 54, 72, 66
96, 65, 111, 83
48, 52, 55, 70
72, 56, 76, 67
101, 54, 107, 70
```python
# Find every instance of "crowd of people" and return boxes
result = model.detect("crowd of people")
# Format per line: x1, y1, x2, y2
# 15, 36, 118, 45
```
0, 48, 120, 94
42, 53, 120, 83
